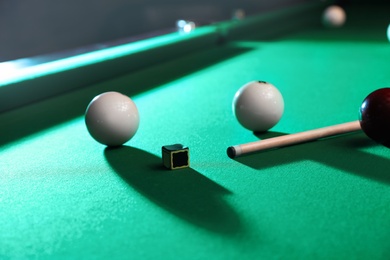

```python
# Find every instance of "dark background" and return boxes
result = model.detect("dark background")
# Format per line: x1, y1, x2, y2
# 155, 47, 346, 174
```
0, 0, 387, 61
0, 0, 314, 61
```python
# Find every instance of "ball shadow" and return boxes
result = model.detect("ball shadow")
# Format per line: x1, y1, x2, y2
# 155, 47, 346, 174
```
253, 131, 287, 139
104, 146, 243, 235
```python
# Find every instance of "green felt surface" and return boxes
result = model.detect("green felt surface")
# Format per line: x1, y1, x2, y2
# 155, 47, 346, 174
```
1, 5, 390, 259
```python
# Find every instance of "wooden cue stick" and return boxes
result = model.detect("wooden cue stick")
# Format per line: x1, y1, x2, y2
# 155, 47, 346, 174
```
227, 120, 361, 158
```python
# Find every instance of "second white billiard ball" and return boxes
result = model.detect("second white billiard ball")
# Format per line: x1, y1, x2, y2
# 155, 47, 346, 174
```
233, 81, 284, 132
322, 5, 346, 28
85, 91, 139, 146
387, 23, 390, 43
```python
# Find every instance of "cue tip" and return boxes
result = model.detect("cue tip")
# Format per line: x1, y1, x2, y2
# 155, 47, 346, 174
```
227, 145, 241, 158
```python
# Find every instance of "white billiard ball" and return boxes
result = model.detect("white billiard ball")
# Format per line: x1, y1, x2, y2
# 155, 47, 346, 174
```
176, 20, 187, 29
85, 92, 139, 146
387, 23, 390, 42
322, 5, 346, 28
232, 9, 246, 20
233, 81, 284, 132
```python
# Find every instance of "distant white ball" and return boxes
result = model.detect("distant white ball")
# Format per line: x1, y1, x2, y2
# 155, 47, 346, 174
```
387, 24, 390, 42
233, 81, 284, 132
322, 5, 346, 28
183, 22, 196, 33
176, 20, 187, 29
85, 92, 139, 146
232, 9, 246, 20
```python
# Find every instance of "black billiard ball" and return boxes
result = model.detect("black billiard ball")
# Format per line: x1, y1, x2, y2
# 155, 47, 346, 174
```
359, 88, 390, 147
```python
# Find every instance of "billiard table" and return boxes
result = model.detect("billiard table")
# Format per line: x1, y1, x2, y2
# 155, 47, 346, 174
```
1, 2, 390, 259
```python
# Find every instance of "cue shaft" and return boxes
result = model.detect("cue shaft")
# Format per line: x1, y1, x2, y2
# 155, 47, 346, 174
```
228, 121, 361, 158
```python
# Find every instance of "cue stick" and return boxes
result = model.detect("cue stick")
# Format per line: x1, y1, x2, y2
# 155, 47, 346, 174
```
227, 120, 361, 158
